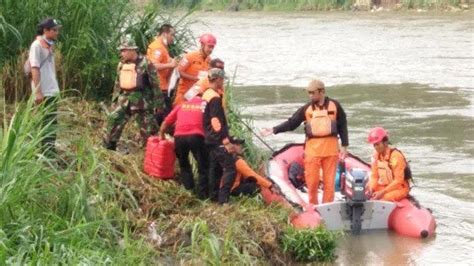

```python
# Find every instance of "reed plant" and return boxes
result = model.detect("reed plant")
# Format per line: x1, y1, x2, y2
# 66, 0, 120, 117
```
0, 0, 196, 103
225, 71, 269, 168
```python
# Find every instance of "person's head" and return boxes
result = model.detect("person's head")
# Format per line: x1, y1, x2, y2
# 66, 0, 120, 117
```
37, 18, 61, 41
305, 79, 326, 103
159, 24, 175, 45
230, 137, 245, 154
367, 127, 390, 154
208, 68, 225, 90
199, 33, 216, 57
119, 38, 138, 62
210, 58, 225, 70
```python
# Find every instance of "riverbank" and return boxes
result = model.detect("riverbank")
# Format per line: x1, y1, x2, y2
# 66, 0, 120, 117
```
0, 99, 283, 264
152, 0, 470, 12
0, 93, 342, 263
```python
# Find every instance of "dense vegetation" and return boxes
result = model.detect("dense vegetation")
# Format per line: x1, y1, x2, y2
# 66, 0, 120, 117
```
0, 0, 195, 102
0, 93, 340, 264
0, 0, 341, 263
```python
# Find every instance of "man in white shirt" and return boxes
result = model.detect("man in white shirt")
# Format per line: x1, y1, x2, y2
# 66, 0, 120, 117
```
28, 18, 61, 155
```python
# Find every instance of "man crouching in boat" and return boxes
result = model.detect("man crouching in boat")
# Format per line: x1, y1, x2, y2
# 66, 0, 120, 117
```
261, 79, 349, 205
367, 127, 410, 201
226, 137, 280, 196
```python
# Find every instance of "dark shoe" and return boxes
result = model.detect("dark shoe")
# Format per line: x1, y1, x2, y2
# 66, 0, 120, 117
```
104, 141, 117, 151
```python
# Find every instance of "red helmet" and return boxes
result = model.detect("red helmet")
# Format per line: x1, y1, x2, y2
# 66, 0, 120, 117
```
367, 127, 389, 144
199, 33, 217, 46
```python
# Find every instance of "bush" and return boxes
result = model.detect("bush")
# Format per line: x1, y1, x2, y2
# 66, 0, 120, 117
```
281, 226, 340, 262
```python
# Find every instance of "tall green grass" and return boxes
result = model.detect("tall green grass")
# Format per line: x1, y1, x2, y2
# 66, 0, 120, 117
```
0, 0, 196, 102
225, 71, 269, 168
178, 219, 257, 264
0, 97, 157, 263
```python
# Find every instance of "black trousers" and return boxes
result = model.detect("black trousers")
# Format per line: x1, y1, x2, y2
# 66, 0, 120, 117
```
208, 145, 237, 204
231, 179, 258, 197
175, 135, 208, 192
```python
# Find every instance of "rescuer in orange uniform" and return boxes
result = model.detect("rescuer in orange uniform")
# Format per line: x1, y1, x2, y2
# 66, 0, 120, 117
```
261, 79, 349, 205
367, 127, 411, 202
224, 137, 279, 196
184, 58, 225, 102
173, 33, 215, 106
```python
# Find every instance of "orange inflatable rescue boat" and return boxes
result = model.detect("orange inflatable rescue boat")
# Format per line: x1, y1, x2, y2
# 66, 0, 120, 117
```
261, 143, 436, 238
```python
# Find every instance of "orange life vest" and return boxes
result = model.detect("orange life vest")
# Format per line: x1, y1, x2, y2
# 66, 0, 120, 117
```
376, 159, 394, 186
119, 63, 139, 90
376, 148, 412, 186
304, 100, 338, 138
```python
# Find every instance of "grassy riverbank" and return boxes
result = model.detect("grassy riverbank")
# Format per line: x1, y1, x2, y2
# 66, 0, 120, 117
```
0, 93, 340, 263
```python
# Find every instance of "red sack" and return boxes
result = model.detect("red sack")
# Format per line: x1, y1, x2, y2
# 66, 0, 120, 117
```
144, 137, 175, 179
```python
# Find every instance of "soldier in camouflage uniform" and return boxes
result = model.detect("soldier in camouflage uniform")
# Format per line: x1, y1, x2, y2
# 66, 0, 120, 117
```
103, 38, 164, 150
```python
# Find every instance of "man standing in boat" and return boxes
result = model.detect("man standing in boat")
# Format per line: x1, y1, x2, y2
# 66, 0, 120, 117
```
261, 79, 349, 205
367, 127, 410, 201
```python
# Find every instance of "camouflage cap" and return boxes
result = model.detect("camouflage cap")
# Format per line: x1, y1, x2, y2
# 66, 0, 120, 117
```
119, 37, 138, 50
208, 68, 226, 80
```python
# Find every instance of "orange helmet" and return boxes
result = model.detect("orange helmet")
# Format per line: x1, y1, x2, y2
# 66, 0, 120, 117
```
367, 127, 388, 144
200, 33, 216, 46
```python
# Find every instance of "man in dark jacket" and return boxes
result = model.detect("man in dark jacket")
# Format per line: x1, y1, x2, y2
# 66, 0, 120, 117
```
202, 68, 236, 204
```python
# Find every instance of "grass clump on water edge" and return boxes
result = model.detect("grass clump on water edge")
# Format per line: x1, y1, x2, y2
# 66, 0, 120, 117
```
281, 226, 341, 262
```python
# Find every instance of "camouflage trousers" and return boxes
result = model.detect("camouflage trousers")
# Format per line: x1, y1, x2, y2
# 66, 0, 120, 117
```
104, 89, 160, 146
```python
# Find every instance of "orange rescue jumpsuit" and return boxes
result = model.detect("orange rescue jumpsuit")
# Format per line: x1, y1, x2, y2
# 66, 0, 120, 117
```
231, 157, 273, 192
146, 36, 172, 92
369, 149, 410, 202
174, 50, 210, 106
272, 97, 348, 205
303, 100, 340, 204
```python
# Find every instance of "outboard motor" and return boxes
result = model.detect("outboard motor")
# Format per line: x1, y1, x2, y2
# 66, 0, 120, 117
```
342, 168, 369, 234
